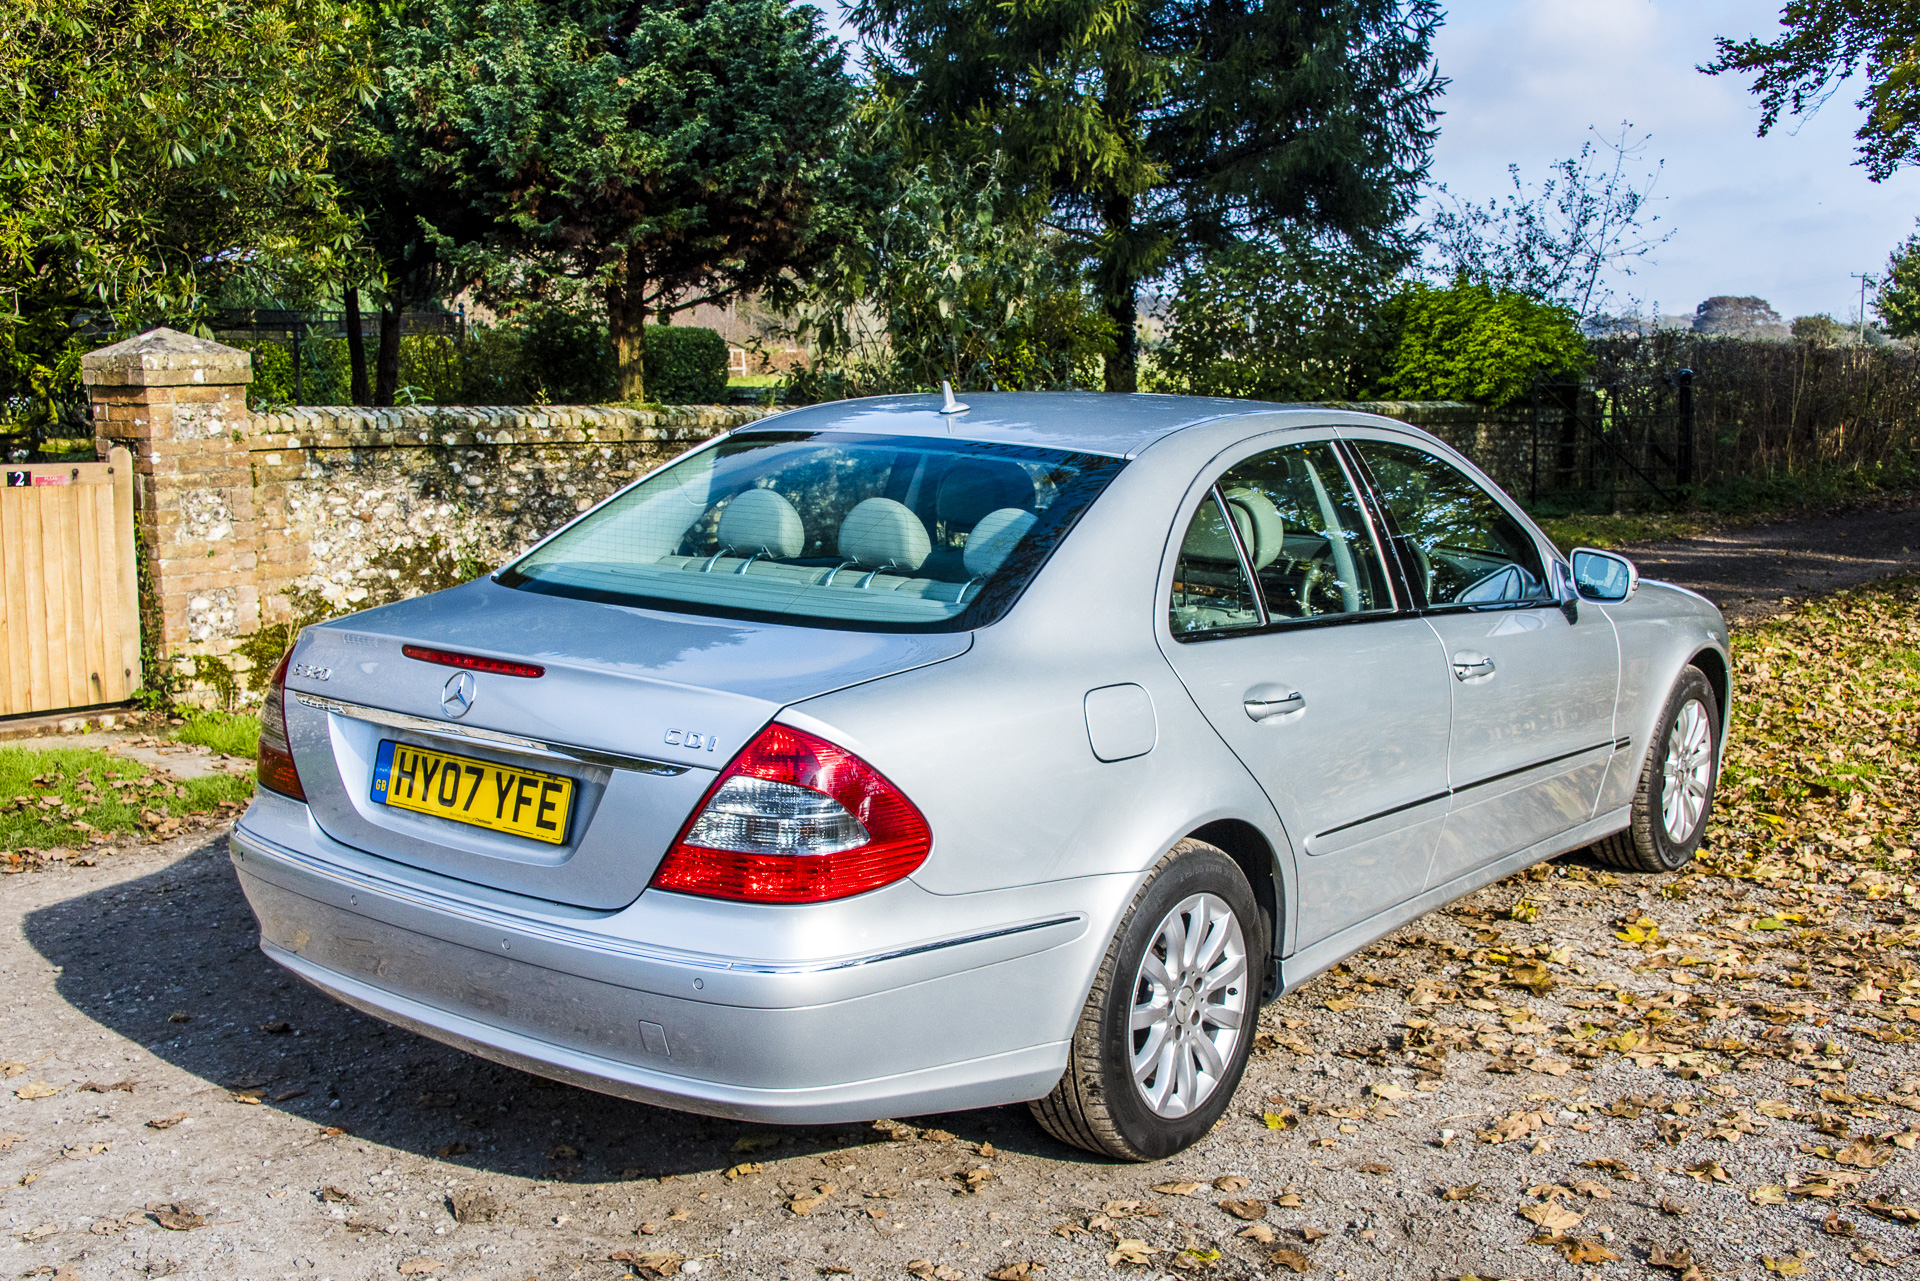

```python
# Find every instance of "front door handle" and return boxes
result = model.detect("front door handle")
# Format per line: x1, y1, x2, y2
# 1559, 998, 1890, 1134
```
1244, 691, 1305, 721
1452, 652, 1496, 681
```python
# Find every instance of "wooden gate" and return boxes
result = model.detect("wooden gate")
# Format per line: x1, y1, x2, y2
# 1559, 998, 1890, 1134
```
0, 447, 141, 716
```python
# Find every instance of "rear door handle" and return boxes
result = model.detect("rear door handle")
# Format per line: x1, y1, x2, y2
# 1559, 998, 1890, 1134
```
1244, 691, 1305, 721
1452, 652, 1496, 680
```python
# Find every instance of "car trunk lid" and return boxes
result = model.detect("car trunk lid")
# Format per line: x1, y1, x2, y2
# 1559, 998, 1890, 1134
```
281, 578, 969, 908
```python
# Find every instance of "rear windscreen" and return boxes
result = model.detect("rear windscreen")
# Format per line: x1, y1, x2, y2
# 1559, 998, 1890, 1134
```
498, 431, 1125, 631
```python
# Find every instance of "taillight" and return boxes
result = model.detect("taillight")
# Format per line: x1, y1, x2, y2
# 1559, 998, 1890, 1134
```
651, 724, 930, 903
257, 647, 306, 801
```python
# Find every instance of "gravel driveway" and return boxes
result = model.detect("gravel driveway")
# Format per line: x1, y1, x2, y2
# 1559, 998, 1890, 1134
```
0, 541, 1915, 1281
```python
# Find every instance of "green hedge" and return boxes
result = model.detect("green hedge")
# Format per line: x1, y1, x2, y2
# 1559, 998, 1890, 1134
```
645, 325, 729, 404
232, 314, 731, 408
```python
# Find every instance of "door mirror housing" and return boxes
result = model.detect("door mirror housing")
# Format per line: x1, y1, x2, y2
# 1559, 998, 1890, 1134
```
1570, 548, 1638, 602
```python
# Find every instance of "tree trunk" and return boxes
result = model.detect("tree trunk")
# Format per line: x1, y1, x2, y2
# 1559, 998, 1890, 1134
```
1101, 194, 1139, 394
607, 248, 647, 402
375, 302, 403, 406
344, 286, 371, 406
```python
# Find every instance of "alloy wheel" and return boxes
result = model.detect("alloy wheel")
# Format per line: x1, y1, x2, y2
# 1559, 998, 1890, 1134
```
1661, 697, 1714, 844
1128, 892, 1248, 1118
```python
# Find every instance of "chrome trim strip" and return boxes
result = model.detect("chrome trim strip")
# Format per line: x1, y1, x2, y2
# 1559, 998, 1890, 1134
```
294, 693, 686, 777
231, 823, 1081, 976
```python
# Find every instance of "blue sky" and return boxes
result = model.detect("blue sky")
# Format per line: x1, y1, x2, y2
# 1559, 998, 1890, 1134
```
827, 1, 1920, 323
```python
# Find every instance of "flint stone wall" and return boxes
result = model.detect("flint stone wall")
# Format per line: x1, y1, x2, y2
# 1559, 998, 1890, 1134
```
83, 329, 771, 698
247, 404, 770, 620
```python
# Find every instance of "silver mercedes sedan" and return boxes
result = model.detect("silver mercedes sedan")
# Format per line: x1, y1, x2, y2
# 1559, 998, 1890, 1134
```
232, 393, 1730, 1160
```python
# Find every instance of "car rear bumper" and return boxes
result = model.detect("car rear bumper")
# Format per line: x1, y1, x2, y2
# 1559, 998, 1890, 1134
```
229, 813, 1120, 1124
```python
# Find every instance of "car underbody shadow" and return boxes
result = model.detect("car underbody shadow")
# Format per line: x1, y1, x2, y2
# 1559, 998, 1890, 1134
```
21, 833, 1079, 1182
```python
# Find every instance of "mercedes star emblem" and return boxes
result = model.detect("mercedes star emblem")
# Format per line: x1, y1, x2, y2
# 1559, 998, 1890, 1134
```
440, 670, 476, 719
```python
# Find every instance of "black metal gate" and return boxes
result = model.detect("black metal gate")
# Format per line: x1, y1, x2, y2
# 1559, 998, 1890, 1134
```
1528, 370, 1696, 510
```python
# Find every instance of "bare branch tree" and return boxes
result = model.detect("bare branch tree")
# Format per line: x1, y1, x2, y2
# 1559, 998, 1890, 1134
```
1425, 123, 1674, 318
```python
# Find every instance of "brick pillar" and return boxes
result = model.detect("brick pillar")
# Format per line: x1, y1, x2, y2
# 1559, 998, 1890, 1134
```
81, 329, 256, 675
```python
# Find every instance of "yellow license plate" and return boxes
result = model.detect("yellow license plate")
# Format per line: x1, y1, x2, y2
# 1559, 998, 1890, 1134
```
371, 740, 574, 844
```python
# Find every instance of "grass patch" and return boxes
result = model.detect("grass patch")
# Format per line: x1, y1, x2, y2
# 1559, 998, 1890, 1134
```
1533, 511, 1721, 554
727, 373, 782, 388
173, 710, 260, 759
1529, 459, 1920, 554
0, 746, 254, 852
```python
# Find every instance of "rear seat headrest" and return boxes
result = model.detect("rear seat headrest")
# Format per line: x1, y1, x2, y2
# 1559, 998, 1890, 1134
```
839, 497, 931, 570
717, 487, 806, 558
963, 507, 1037, 578
936, 461, 1037, 528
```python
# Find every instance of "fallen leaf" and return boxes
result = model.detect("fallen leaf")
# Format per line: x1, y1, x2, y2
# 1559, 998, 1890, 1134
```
16, 1223, 59, 1242
1761, 1257, 1807, 1276
436, 1141, 468, 1159
1821, 1211, 1855, 1237
1356, 1162, 1392, 1175
1850, 1245, 1898, 1266
146, 1203, 203, 1231
1648, 1243, 1694, 1272
731, 1134, 780, 1154
1237, 1224, 1276, 1244
1267, 1248, 1312, 1273
1104, 1240, 1159, 1268
259, 1021, 293, 1035
1519, 1202, 1584, 1232
985, 1264, 1042, 1281
1273, 1193, 1305, 1208
788, 1184, 836, 1216
1749, 1185, 1788, 1205
1211, 1174, 1251, 1192
397, 1262, 442, 1276
145, 1111, 188, 1130
1218, 1199, 1267, 1221
1659, 1198, 1691, 1216
1368, 1082, 1411, 1100
1683, 1161, 1731, 1184
1152, 1181, 1204, 1196
13, 1081, 60, 1100
722, 1162, 761, 1180
610, 1250, 685, 1277
1441, 1184, 1481, 1202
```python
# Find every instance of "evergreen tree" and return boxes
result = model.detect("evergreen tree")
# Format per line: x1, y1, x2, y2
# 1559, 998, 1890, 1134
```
849, 0, 1443, 391
383, 0, 870, 401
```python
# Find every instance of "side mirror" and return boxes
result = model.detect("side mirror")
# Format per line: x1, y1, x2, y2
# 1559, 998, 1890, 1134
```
1570, 547, 1638, 602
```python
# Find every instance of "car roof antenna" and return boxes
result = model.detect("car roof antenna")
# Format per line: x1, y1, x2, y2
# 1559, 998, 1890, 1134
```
938, 381, 969, 415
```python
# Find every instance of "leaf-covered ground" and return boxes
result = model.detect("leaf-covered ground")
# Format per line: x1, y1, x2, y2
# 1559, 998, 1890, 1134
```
0, 583, 1914, 1280
0, 744, 253, 867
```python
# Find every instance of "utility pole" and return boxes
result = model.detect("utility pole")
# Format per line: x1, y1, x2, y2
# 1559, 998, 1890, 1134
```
1853, 272, 1878, 343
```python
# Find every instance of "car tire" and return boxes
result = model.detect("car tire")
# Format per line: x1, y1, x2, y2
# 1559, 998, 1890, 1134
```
1030, 838, 1265, 1161
1593, 666, 1721, 874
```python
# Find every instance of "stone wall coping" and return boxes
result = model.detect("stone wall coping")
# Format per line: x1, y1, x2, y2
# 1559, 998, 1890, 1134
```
244, 404, 776, 450
81, 327, 253, 388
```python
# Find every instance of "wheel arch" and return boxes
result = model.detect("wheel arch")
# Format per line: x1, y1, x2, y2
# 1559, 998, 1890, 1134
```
1688, 645, 1732, 740
1187, 818, 1282, 1000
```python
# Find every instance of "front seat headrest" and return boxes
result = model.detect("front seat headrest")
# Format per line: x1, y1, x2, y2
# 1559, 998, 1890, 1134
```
936, 461, 1037, 528
717, 487, 806, 558
1182, 489, 1284, 570
838, 497, 931, 570
1222, 487, 1284, 570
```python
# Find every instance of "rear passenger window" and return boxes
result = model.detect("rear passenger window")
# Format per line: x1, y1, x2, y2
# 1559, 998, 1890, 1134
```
1216, 442, 1393, 619
1170, 492, 1264, 635
1169, 441, 1394, 637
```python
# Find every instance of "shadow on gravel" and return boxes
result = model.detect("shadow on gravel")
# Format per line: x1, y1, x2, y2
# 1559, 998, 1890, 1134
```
23, 835, 1073, 1183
